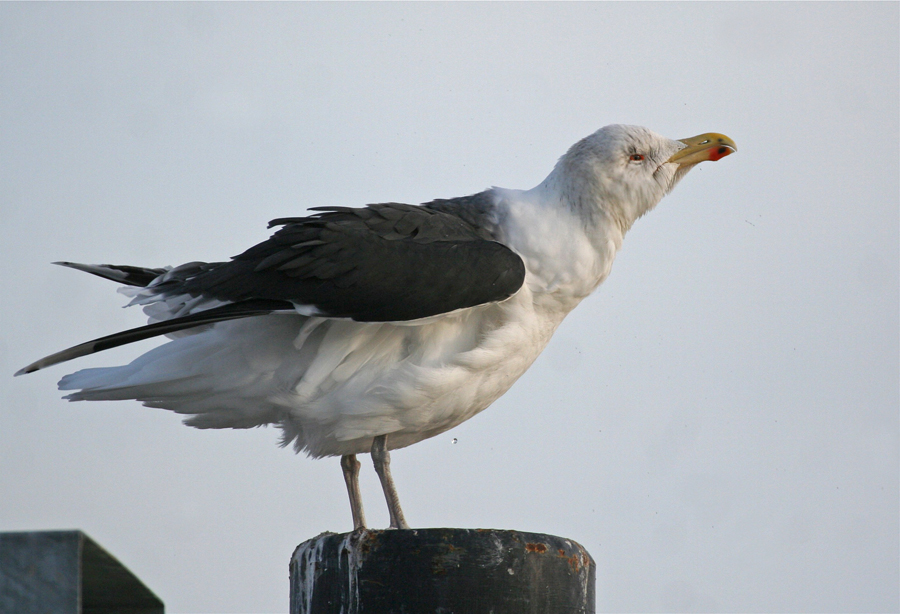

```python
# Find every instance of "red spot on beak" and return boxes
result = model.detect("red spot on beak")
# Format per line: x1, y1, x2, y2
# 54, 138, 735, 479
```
708, 146, 734, 162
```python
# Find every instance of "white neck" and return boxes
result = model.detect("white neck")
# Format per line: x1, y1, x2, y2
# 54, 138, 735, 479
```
490, 181, 623, 314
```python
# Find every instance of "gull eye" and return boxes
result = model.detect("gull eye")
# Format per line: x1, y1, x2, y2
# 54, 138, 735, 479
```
629, 154, 645, 162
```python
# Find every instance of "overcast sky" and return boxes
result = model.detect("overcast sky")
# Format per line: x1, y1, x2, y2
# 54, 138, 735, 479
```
1, 3, 897, 613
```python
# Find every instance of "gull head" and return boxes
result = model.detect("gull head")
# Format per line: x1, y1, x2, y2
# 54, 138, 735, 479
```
546, 124, 736, 232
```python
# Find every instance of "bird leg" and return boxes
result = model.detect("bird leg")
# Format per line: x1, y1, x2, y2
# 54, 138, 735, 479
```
340, 454, 367, 530
371, 434, 410, 529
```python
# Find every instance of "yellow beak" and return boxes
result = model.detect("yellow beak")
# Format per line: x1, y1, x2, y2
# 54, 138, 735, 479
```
667, 133, 737, 165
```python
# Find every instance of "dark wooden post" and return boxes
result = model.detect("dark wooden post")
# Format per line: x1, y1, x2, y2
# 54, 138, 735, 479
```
290, 528, 595, 614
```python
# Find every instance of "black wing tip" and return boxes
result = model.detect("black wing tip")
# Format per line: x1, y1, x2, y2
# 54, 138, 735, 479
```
14, 365, 38, 377
14, 300, 295, 376
52, 261, 167, 288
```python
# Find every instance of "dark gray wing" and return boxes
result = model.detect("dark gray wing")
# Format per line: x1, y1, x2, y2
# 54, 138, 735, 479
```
175, 201, 526, 322
16, 199, 525, 375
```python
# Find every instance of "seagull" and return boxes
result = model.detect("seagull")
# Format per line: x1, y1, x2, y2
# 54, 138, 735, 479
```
17, 125, 735, 530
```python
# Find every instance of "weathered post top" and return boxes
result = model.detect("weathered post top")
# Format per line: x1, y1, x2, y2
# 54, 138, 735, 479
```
291, 528, 595, 614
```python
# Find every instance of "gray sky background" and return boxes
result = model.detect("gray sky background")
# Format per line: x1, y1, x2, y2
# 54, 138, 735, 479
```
1, 3, 897, 613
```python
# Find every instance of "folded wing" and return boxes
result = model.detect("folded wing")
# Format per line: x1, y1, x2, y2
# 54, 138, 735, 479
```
17, 201, 526, 375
